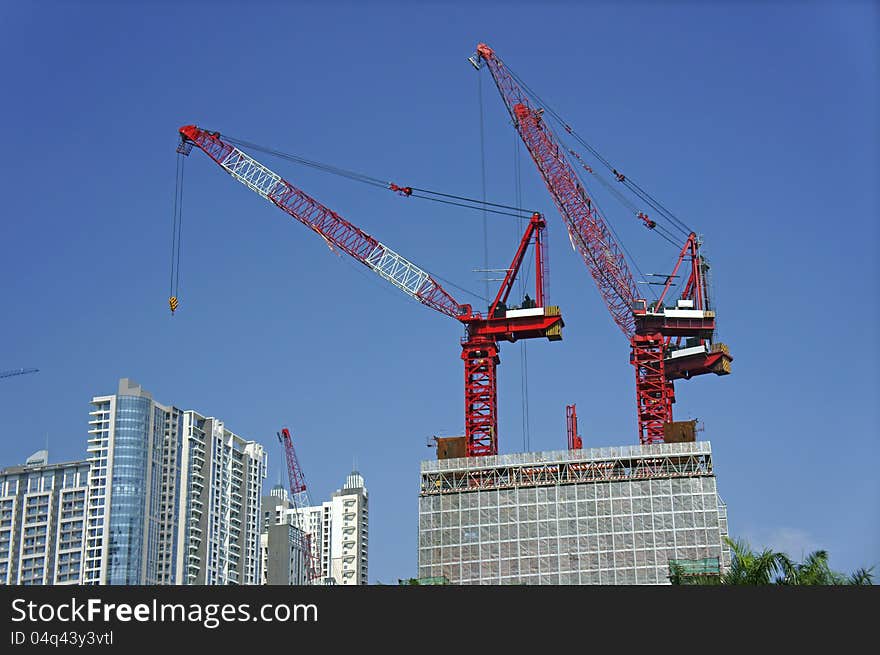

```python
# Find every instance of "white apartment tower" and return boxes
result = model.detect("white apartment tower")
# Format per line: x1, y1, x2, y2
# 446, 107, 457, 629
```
174, 412, 266, 585
84, 379, 166, 585
0, 452, 90, 585
260, 486, 309, 585
264, 470, 368, 585
83, 378, 266, 585
327, 470, 369, 585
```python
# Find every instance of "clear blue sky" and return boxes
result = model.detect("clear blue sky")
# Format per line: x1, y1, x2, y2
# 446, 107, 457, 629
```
1, 1, 877, 582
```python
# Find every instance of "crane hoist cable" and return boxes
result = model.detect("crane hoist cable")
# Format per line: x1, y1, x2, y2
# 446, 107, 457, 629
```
568, 145, 683, 250
178, 123, 565, 456
167, 132, 518, 315
166, 132, 538, 314
474, 42, 732, 446
570, 170, 662, 304
513, 133, 531, 453
169, 154, 185, 314
478, 65, 490, 301
539, 115, 662, 304
502, 64, 694, 240
219, 134, 538, 219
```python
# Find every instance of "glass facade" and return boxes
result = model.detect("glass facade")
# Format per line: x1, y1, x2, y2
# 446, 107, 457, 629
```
106, 396, 163, 585
21, 379, 269, 587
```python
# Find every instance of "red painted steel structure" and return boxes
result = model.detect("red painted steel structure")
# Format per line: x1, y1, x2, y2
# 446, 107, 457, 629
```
474, 44, 732, 444
179, 126, 563, 456
279, 428, 307, 496
475, 43, 639, 337
278, 427, 319, 583
566, 404, 582, 450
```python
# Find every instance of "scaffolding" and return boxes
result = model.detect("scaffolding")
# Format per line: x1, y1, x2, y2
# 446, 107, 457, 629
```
418, 441, 730, 585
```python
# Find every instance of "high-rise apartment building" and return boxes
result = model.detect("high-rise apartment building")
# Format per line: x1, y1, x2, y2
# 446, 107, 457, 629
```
0, 452, 90, 585
84, 379, 167, 585
174, 411, 266, 585
83, 378, 266, 585
260, 487, 309, 585
326, 471, 369, 585
158, 404, 184, 584
263, 470, 369, 585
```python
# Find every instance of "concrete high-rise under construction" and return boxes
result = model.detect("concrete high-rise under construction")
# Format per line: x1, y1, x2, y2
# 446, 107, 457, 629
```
418, 441, 729, 584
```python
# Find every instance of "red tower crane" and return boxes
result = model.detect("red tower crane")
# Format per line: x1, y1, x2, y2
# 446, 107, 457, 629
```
566, 404, 582, 450
472, 43, 732, 445
277, 427, 319, 583
177, 125, 564, 456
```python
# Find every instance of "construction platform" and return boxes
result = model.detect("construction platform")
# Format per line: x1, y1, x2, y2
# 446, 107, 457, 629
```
418, 441, 730, 584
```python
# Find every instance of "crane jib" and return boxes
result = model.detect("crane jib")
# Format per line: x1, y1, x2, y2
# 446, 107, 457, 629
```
476, 55, 639, 336
180, 125, 465, 321
179, 122, 562, 457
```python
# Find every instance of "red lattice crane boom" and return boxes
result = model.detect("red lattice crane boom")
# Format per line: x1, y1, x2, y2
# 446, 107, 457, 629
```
474, 43, 639, 337
473, 44, 731, 445
277, 427, 319, 583
178, 125, 563, 456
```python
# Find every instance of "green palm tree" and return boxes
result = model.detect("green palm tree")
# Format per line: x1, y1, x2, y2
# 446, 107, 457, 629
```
779, 549, 876, 585
780, 549, 836, 585
671, 537, 875, 585
847, 568, 875, 586
721, 537, 794, 585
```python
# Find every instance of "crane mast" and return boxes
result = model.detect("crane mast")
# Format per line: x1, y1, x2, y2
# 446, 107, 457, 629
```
278, 428, 319, 583
473, 44, 731, 445
178, 126, 564, 456
566, 404, 582, 450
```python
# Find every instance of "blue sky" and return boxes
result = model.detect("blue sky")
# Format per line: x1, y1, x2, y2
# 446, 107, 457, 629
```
0, 1, 877, 582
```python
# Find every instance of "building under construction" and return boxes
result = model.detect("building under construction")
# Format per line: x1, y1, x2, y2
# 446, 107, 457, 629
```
418, 441, 730, 585
175, 45, 738, 587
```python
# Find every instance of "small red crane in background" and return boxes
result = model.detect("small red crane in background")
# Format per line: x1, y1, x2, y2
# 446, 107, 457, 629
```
277, 427, 319, 583
566, 404, 582, 450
